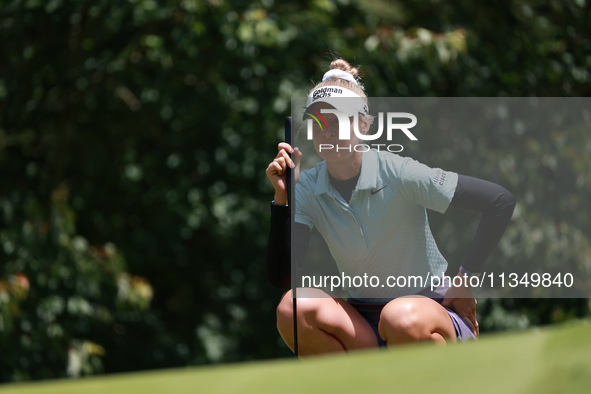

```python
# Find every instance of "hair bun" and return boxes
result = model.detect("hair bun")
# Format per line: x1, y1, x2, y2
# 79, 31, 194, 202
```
330, 59, 359, 79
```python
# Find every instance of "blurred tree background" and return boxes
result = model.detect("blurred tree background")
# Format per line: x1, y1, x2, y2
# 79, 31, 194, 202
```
1, 0, 590, 382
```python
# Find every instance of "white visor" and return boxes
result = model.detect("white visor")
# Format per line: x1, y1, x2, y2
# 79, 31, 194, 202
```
304, 86, 369, 119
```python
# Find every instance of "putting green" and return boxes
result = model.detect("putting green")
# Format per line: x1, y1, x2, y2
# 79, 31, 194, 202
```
1, 320, 589, 394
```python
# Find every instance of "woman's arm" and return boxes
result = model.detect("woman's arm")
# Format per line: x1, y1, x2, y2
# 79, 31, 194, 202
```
266, 203, 310, 288
450, 174, 517, 273
265, 142, 305, 287
443, 174, 516, 336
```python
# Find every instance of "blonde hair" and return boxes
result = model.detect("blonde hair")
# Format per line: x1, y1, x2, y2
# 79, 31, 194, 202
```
310, 59, 373, 132
310, 59, 367, 98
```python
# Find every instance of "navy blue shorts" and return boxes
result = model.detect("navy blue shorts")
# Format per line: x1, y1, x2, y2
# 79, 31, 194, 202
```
348, 280, 476, 347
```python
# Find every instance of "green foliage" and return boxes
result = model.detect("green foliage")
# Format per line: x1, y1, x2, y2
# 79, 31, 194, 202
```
1, 0, 590, 382
0, 188, 152, 381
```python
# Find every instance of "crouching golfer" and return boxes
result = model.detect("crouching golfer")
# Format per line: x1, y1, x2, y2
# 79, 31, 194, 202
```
265, 59, 516, 355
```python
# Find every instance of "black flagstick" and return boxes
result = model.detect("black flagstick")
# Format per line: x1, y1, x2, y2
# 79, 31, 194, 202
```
285, 116, 298, 357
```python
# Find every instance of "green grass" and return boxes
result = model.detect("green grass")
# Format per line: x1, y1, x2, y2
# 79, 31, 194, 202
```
2, 320, 590, 394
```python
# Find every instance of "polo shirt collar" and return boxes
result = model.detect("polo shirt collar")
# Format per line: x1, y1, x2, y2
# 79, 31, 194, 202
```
357, 149, 381, 190
314, 161, 331, 196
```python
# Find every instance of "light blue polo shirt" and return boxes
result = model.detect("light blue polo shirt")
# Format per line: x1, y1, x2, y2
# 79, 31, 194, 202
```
295, 149, 458, 300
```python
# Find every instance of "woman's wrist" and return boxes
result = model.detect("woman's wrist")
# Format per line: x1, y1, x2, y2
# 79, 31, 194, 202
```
273, 193, 288, 206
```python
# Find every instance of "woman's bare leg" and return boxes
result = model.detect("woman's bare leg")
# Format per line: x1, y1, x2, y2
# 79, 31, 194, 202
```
378, 296, 456, 346
276, 288, 378, 356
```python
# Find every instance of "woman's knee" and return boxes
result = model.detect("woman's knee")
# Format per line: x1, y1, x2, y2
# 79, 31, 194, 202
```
378, 297, 450, 344
378, 298, 422, 339
276, 289, 330, 334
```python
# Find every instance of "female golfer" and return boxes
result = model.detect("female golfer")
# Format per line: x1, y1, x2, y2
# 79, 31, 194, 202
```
266, 59, 516, 355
